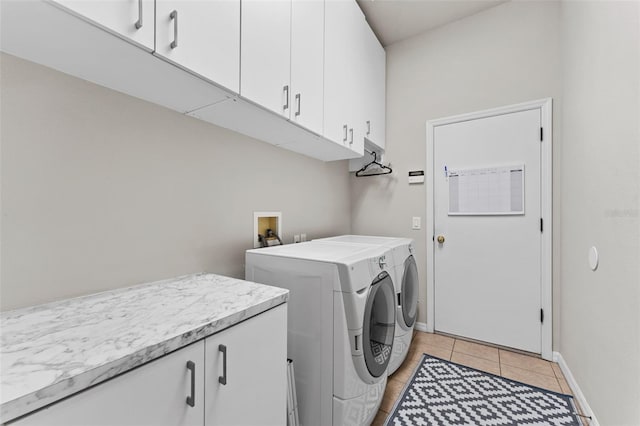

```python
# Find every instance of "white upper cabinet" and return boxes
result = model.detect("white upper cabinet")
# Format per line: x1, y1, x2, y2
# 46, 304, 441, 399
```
53, 0, 240, 93
241, 0, 324, 136
290, 0, 325, 135
155, 0, 240, 93
240, 0, 292, 117
53, 0, 155, 51
324, 0, 365, 155
359, 21, 386, 150
1, 0, 235, 114
324, 1, 385, 155
2, 0, 382, 161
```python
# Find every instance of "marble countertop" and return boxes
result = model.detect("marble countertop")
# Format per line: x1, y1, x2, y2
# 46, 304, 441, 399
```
0, 273, 289, 423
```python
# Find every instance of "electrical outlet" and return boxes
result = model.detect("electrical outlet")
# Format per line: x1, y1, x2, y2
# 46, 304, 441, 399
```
300, 233, 307, 242
294, 234, 301, 243
412, 217, 421, 230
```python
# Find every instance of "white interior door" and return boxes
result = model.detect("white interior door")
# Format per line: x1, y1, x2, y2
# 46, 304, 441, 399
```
433, 108, 543, 354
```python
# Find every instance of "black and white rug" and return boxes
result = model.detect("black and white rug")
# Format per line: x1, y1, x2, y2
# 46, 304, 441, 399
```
385, 354, 583, 426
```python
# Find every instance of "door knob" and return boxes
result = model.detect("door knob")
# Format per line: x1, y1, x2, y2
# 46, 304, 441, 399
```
437, 235, 445, 244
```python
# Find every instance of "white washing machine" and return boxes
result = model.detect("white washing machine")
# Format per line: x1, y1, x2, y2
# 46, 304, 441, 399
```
314, 235, 419, 375
245, 242, 396, 426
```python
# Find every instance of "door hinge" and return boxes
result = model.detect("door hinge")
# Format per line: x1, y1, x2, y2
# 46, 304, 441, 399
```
540, 127, 543, 142
540, 218, 543, 233
540, 308, 544, 323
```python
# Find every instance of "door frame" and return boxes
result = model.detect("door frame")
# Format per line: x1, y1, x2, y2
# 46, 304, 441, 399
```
425, 98, 553, 360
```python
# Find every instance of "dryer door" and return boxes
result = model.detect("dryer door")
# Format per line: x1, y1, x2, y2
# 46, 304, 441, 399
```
401, 255, 419, 329
362, 271, 396, 378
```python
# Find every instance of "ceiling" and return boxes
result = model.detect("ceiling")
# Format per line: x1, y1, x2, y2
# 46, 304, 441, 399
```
356, 0, 508, 46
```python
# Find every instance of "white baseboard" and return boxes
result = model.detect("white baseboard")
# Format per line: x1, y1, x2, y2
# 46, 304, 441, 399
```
414, 321, 428, 332
553, 351, 599, 426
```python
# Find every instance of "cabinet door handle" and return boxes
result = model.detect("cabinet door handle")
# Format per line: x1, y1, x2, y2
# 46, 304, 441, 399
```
349, 128, 354, 145
366, 120, 371, 136
170, 10, 178, 49
186, 361, 195, 407
343, 125, 348, 142
283, 85, 289, 112
218, 344, 227, 385
295, 93, 301, 117
135, 0, 143, 29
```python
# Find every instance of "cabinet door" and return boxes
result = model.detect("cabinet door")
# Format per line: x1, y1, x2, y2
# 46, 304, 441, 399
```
241, 0, 292, 117
12, 341, 205, 426
360, 22, 386, 150
323, 0, 363, 153
53, 0, 154, 51
290, 0, 324, 135
155, 0, 240, 92
205, 304, 287, 426
370, 38, 386, 149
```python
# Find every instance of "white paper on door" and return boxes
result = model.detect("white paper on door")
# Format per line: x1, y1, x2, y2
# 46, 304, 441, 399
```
448, 164, 524, 215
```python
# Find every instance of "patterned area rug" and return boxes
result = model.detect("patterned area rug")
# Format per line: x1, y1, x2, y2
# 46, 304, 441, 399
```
385, 354, 583, 426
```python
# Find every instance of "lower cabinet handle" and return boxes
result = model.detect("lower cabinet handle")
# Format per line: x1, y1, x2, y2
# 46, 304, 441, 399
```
218, 344, 227, 385
170, 10, 178, 49
186, 360, 195, 407
343, 125, 348, 142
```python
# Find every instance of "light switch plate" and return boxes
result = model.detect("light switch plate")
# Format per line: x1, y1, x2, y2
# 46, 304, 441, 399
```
412, 217, 421, 230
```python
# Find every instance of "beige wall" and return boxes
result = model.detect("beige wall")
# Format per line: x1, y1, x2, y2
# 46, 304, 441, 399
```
0, 53, 352, 310
351, 1, 563, 337
560, 1, 640, 424
351, 0, 640, 423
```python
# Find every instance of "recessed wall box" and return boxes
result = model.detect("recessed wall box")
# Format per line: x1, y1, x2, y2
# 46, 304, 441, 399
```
253, 212, 282, 248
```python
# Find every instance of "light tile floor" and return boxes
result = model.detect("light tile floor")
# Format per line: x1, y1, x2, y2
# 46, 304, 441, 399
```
371, 331, 587, 425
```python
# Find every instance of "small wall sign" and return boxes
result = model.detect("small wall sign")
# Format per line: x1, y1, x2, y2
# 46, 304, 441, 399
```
408, 170, 425, 184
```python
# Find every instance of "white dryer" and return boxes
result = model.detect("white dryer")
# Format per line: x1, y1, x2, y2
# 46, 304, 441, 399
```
314, 235, 419, 375
245, 242, 396, 426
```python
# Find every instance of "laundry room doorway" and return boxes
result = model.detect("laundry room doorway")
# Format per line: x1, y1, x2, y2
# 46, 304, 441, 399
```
425, 99, 552, 360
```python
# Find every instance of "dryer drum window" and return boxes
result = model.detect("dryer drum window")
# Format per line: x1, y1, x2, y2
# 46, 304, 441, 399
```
362, 271, 396, 378
401, 255, 419, 328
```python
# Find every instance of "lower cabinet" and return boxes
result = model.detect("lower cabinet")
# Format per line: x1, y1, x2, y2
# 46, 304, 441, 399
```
11, 304, 287, 426
11, 341, 205, 426
205, 304, 287, 426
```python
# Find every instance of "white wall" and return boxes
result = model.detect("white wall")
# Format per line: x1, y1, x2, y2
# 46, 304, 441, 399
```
0, 53, 352, 310
560, 1, 640, 424
351, 1, 563, 334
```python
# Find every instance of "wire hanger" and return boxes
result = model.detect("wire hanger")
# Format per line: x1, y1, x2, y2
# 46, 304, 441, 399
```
355, 150, 392, 177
